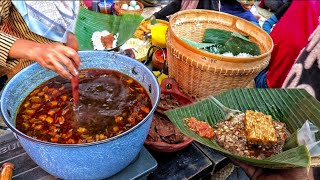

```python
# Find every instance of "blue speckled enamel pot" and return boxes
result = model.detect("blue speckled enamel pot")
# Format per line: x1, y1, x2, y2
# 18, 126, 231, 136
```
0, 51, 160, 180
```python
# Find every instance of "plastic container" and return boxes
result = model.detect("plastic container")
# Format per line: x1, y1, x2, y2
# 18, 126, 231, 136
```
152, 48, 167, 71
151, 24, 168, 48
98, 2, 112, 14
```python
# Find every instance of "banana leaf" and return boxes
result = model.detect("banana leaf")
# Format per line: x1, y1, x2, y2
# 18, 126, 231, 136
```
181, 37, 216, 49
202, 29, 232, 45
202, 29, 260, 56
165, 88, 320, 168
182, 37, 230, 55
75, 7, 144, 50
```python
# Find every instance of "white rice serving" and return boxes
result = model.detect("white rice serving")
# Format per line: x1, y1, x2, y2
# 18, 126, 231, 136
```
91, 30, 118, 50
221, 52, 253, 57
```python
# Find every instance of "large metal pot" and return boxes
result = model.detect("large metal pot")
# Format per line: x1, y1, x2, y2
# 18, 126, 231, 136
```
0, 51, 160, 179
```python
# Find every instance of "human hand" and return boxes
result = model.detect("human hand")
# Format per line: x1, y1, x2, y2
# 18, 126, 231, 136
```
66, 32, 79, 52
30, 42, 80, 79
30, 32, 80, 79
9, 32, 80, 79
65, 32, 80, 70
148, 15, 156, 21
232, 160, 314, 180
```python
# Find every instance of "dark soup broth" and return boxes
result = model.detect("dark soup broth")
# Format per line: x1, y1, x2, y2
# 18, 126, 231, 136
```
16, 69, 152, 144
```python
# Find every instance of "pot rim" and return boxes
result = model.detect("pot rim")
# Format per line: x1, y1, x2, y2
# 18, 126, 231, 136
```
0, 51, 160, 147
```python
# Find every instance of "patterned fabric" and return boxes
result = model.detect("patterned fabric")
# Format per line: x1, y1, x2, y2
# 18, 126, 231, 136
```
12, 1, 79, 42
282, 25, 320, 100
180, 0, 199, 11
0, 1, 86, 79
266, 0, 320, 88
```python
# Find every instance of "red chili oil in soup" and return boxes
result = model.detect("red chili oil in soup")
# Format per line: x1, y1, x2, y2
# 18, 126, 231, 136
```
16, 69, 152, 144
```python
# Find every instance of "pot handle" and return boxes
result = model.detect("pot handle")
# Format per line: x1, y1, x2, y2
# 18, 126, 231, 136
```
0, 162, 14, 180
160, 78, 195, 103
0, 90, 7, 130
160, 78, 179, 93
144, 45, 167, 78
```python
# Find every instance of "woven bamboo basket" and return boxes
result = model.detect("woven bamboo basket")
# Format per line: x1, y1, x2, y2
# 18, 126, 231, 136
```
114, 1, 144, 16
167, 10, 273, 98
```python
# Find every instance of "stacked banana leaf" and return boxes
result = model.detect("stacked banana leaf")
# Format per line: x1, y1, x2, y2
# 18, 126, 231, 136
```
75, 8, 144, 50
165, 89, 320, 168
182, 29, 261, 56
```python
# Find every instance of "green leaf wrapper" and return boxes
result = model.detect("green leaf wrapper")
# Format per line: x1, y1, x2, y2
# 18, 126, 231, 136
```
75, 8, 144, 50
202, 28, 261, 56
165, 89, 320, 168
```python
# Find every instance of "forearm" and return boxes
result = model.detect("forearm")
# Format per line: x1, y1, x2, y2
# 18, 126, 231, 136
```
8, 39, 41, 61
153, 0, 182, 19
274, 2, 291, 20
8, 34, 80, 79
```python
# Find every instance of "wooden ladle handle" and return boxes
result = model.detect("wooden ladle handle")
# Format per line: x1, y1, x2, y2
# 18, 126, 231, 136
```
0, 162, 14, 180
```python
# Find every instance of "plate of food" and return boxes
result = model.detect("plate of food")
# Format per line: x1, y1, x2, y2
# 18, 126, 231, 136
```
75, 7, 144, 51
145, 112, 193, 152
145, 78, 194, 152
165, 88, 320, 168
116, 19, 168, 61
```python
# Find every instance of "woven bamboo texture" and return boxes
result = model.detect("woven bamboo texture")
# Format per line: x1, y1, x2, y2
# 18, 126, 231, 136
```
114, 1, 144, 16
167, 10, 273, 98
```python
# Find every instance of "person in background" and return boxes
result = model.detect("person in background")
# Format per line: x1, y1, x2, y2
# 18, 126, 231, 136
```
221, 0, 260, 26
259, 0, 289, 12
150, 0, 259, 26
151, 0, 220, 21
255, 0, 320, 88
262, 0, 292, 34
0, 1, 85, 90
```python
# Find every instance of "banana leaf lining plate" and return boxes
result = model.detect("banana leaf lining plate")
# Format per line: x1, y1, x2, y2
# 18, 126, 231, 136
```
165, 88, 320, 168
75, 7, 144, 51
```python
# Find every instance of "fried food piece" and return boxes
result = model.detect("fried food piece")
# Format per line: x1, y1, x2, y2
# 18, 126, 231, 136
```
101, 34, 115, 49
146, 22, 152, 31
141, 20, 150, 29
134, 20, 152, 40
139, 23, 149, 33
134, 29, 144, 39
244, 110, 277, 146
184, 117, 214, 139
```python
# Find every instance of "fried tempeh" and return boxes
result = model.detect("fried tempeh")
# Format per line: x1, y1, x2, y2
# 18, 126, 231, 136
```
244, 110, 277, 146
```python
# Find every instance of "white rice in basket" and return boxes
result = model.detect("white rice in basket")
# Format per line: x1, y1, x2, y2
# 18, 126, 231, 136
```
221, 52, 253, 57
